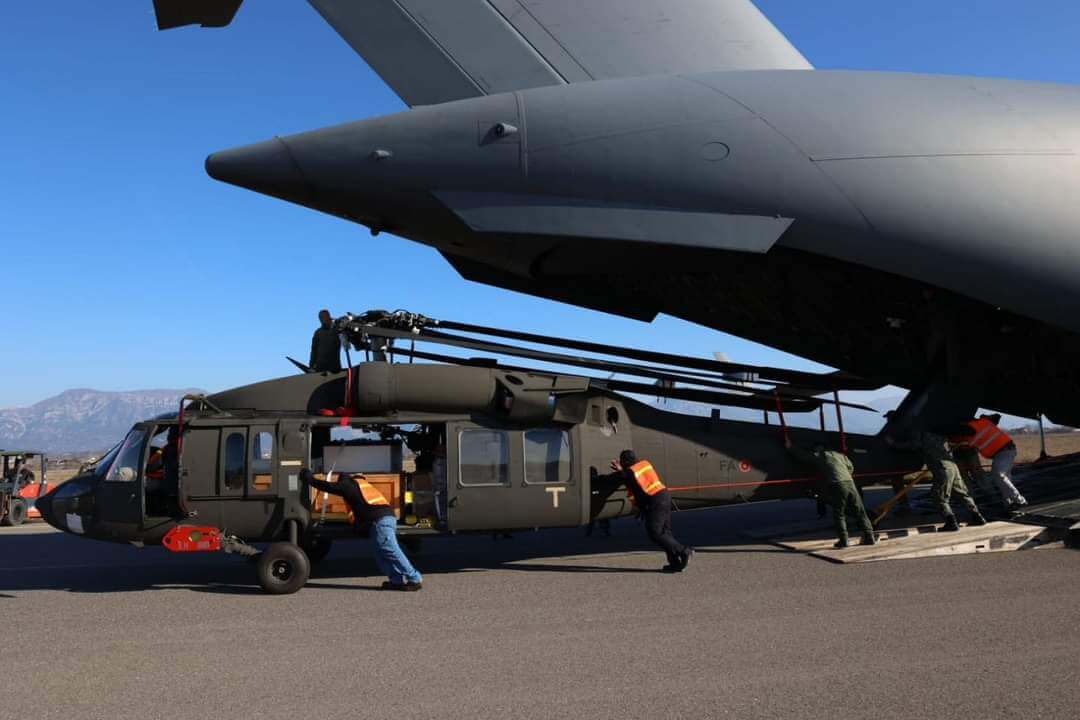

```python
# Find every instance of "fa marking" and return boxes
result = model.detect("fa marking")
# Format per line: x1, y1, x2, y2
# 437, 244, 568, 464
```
545, 486, 566, 508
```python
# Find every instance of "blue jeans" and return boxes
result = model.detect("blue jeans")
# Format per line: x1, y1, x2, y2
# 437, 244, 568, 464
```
371, 515, 422, 585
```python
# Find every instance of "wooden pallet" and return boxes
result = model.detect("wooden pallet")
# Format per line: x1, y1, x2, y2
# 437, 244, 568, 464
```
773, 521, 1059, 564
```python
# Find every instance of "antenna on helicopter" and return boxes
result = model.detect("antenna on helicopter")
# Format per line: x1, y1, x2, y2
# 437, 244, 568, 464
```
286, 356, 312, 374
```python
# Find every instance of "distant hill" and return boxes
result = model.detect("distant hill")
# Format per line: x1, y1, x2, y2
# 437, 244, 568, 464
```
0, 389, 202, 454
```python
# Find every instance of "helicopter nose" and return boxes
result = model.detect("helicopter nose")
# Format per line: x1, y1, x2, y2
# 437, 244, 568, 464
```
205, 137, 314, 204
35, 487, 57, 528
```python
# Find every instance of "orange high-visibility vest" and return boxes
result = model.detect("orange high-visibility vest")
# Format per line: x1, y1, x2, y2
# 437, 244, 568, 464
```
629, 461, 666, 496
354, 476, 390, 506
967, 419, 1012, 459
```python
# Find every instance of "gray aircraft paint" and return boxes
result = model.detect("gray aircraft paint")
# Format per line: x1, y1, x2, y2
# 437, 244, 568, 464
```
152, 0, 1080, 426
207, 70, 1080, 337
304, 0, 811, 106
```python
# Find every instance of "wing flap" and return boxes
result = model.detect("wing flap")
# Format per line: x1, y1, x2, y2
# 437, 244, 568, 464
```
155, 1, 811, 106
499, 0, 811, 79
308, 0, 810, 106
436, 191, 793, 254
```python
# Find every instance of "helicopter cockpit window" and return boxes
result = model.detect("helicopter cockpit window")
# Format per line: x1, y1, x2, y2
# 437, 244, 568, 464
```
105, 429, 148, 483
251, 431, 273, 492
524, 430, 571, 484
459, 429, 509, 487
224, 432, 246, 491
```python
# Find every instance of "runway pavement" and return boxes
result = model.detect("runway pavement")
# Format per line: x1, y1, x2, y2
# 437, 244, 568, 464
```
2, 500, 1079, 720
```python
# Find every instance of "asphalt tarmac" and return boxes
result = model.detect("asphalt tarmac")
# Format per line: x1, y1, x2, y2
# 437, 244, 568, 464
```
3, 500, 1079, 720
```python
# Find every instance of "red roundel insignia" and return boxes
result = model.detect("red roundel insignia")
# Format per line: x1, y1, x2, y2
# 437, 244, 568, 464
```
738, 460, 752, 473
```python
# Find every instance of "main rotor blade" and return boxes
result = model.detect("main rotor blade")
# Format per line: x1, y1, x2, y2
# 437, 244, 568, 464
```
375, 343, 876, 413
434, 319, 879, 391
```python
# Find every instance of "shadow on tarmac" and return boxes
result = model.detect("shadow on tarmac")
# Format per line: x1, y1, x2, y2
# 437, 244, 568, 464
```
0, 501, 821, 595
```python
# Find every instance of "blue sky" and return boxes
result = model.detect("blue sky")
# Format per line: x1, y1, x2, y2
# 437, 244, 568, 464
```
2, 1, 1078, 410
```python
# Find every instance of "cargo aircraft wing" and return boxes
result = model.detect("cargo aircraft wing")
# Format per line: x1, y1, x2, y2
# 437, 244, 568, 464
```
152, 0, 812, 106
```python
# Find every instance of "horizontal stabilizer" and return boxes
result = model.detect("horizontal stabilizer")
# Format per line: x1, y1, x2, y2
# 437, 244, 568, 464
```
435, 192, 793, 254
152, 0, 243, 29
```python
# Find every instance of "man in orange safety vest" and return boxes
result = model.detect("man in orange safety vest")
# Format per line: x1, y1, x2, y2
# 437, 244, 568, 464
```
954, 414, 1027, 513
303, 470, 423, 591
608, 450, 693, 573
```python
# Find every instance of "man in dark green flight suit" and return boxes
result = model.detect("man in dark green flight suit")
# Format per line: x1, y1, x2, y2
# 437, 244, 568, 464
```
786, 437, 877, 549
920, 432, 987, 532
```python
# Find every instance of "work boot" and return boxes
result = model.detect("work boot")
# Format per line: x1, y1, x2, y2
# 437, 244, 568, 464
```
861, 532, 878, 546
940, 516, 960, 532
833, 537, 849, 549
968, 509, 988, 526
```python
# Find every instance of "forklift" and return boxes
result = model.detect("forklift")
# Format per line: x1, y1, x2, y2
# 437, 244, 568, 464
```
1, 450, 48, 526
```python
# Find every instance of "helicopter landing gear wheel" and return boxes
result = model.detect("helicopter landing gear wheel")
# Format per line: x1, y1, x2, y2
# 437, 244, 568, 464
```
255, 542, 310, 595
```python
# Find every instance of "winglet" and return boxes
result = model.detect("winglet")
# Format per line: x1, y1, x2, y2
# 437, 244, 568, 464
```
153, 0, 244, 30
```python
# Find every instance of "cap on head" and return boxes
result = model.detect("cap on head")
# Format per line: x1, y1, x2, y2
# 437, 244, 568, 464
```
619, 450, 637, 467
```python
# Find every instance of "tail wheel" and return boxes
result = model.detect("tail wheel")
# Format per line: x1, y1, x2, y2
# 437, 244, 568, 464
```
255, 542, 310, 595
1, 500, 27, 527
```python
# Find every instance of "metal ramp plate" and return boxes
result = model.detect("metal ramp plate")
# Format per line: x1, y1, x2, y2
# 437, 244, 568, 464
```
1014, 497, 1080, 529
773, 521, 1058, 564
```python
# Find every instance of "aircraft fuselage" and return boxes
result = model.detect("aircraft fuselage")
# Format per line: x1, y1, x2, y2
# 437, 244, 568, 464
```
207, 71, 1080, 424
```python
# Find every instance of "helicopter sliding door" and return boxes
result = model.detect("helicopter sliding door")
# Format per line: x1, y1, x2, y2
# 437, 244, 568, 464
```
447, 422, 580, 532
216, 425, 282, 539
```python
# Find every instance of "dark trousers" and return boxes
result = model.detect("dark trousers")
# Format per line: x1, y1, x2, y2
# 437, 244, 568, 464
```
643, 494, 686, 565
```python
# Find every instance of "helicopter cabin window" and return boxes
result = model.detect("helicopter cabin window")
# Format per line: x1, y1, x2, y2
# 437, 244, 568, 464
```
224, 432, 246, 491
251, 431, 274, 492
105, 429, 147, 483
524, 430, 571, 484
459, 429, 509, 487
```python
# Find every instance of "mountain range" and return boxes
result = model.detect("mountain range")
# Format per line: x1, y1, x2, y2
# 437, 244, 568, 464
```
0, 389, 201, 454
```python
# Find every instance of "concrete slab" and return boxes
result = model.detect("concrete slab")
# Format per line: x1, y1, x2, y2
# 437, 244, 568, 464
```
0, 521, 57, 535
774, 521, 1058, 563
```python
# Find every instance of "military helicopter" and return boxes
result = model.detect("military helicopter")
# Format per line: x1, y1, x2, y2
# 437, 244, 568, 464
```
38, 310, 921, 594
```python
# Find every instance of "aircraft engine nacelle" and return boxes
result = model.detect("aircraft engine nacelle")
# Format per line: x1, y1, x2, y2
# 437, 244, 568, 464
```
206, 363, 565, 423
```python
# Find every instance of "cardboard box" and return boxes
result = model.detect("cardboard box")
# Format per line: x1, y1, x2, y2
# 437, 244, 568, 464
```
323, 444, 403, 474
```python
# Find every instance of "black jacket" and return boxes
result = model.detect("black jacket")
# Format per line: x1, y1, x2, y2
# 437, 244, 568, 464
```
304, 471, 395, 524
309, 326, 342, 373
